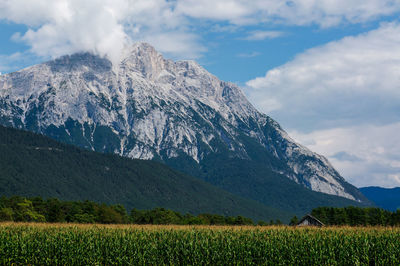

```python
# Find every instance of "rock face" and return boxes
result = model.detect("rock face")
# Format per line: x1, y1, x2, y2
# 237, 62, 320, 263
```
0, 43, 366, 203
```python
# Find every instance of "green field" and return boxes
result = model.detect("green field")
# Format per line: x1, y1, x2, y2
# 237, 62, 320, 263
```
1, 223, 399, 265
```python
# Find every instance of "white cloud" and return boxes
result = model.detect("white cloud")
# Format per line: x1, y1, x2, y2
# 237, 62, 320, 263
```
290, 123, 400, 188
176, 0, 253, 23
246, 22, 400, 131
175, 0, 400, 27
242, 30, 284, 41
1, 0, 130, 63
2, 0, 400, 64
245, 22, 400, 188
0, 0, 197, 62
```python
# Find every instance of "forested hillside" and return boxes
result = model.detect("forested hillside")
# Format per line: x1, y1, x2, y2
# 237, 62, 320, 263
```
0, 125, 291, 222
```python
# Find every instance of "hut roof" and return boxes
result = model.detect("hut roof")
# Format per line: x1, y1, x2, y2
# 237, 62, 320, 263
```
297, 214, 324, 226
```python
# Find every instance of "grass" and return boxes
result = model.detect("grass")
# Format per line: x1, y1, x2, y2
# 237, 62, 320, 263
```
1, 223, 400, 265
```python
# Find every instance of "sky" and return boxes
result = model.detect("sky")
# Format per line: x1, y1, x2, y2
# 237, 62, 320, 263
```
0, 0, 400, 188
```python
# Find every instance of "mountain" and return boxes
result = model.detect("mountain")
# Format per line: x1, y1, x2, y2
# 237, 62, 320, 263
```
0, 125, 367, 219
0, 125, 292, 222
0, 43, 370, 213
360, 187, 400, 211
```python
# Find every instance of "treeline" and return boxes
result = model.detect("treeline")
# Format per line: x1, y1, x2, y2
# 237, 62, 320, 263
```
311, 206, 400, 226
130, 208, 254, 225
0, 196, 262, 225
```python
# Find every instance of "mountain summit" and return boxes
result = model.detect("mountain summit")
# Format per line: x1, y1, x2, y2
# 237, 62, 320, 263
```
0, 43, 368, 210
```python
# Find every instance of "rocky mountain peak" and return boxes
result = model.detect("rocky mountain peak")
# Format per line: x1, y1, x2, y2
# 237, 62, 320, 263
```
120, 42, 169, 80
0, 43, 369, 204
46, 52, 112, 73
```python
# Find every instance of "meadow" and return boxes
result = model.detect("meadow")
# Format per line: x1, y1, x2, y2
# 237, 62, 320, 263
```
0, 223, 399, 265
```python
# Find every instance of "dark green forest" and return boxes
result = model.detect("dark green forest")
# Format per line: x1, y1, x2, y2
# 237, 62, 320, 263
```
0, 125, 289, 222
311, 206, 400, 226
0, 125, 374, 224
0, 196, 259, 225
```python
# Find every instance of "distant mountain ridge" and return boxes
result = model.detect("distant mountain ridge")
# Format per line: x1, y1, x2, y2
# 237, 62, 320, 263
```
0, 43, 369, 208
360, 187, 400, 211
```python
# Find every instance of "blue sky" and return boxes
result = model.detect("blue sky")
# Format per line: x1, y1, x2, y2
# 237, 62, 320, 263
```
1, 0, 400, 188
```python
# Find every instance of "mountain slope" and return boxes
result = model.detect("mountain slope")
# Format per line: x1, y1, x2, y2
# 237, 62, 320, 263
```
0, 43, 370, 211
360, 187, 400, 211
0, 125, 292, 222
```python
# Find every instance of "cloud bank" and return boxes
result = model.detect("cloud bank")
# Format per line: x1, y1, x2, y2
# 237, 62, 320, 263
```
290, 123, 400, 188
176, 0, 400, 27
246, 22, 400, 187
246, 22, 400, 130
1, 0, 400, 62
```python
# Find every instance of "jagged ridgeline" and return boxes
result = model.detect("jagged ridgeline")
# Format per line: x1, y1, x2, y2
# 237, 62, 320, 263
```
0, 43, 371, 215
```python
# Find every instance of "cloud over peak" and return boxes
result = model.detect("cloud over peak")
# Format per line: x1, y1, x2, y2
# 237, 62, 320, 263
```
1, 0, 130, 64
1, 0, 400, 63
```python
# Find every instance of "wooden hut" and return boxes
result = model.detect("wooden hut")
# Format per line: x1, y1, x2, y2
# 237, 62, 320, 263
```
297, 214, 324, 227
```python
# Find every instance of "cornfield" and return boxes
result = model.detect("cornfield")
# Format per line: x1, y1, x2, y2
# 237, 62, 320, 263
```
0, 223, 399, 265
